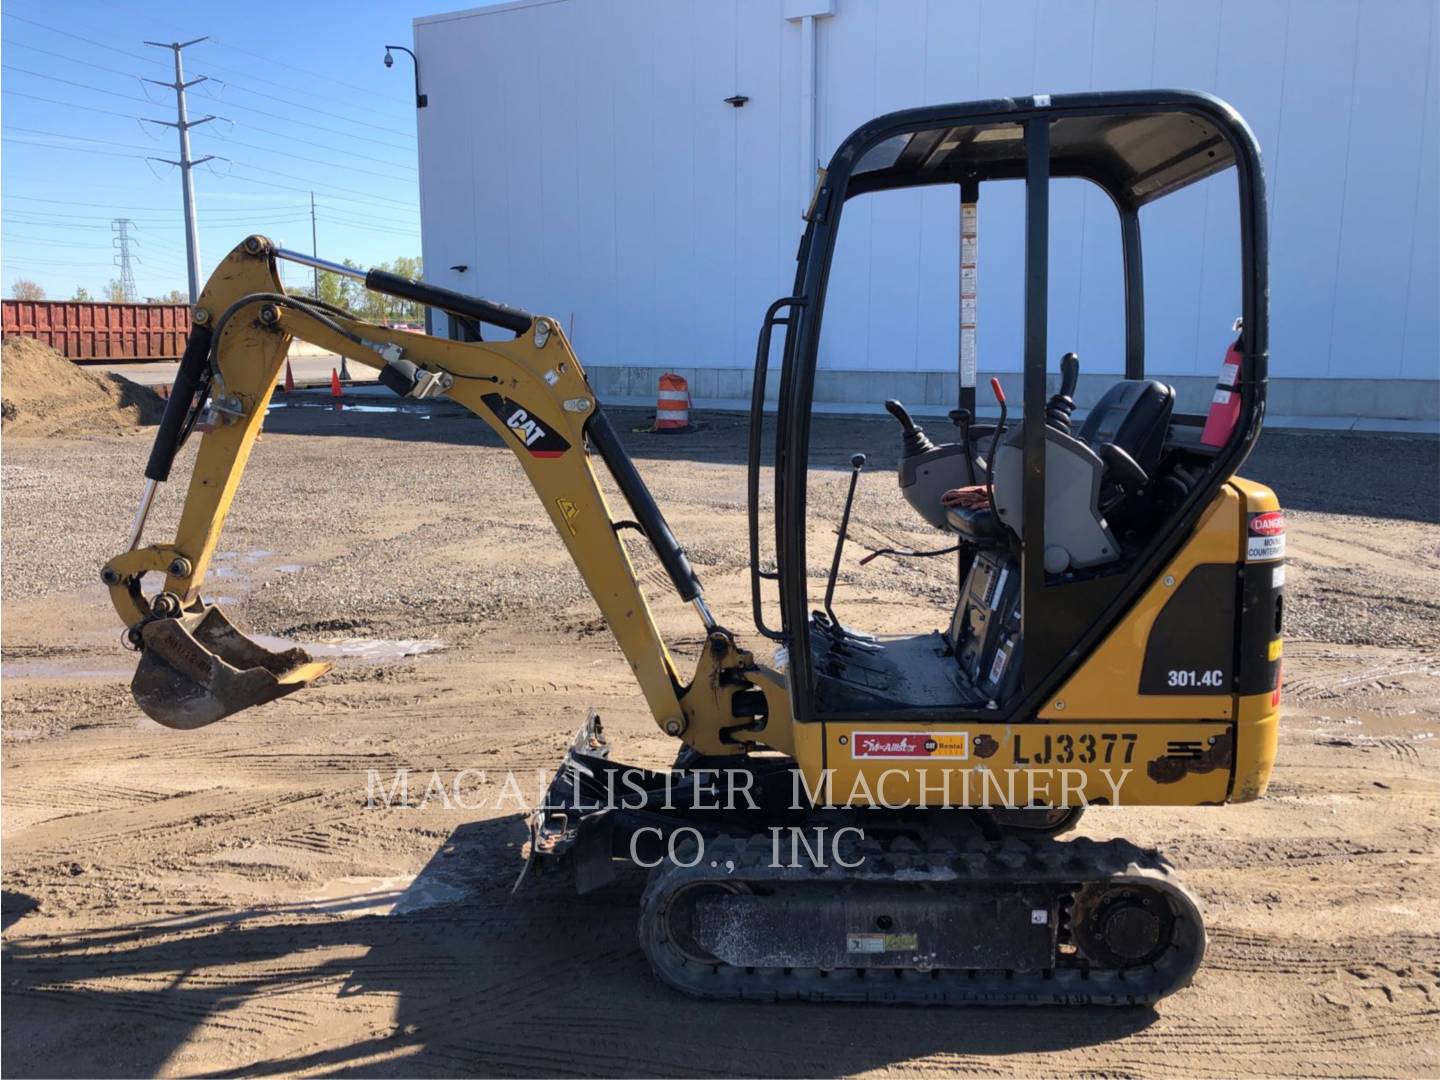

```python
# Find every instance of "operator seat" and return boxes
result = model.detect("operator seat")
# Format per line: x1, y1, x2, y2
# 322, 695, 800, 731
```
1078, 379, 1175, 484
946, 374, 1175, 570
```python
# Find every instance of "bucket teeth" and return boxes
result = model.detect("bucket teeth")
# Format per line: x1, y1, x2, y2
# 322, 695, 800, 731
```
130, 606, 331, 729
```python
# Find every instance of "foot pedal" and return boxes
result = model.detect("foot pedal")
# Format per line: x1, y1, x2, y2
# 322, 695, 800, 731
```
131, 605, 331, 729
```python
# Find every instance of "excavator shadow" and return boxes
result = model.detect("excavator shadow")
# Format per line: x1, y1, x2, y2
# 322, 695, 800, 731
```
2, 815, 1158, 1078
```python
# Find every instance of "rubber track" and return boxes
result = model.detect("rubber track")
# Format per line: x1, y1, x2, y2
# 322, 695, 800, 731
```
637, 833, 1205, 1006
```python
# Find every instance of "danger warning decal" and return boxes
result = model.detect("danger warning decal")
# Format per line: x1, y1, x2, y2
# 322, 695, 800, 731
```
1246, 510, 1286, 562
851, 732, 970, 760
481, 393, 571, 458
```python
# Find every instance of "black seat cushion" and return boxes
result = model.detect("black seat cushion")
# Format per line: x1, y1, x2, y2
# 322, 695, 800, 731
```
1078, 379, 1175, 478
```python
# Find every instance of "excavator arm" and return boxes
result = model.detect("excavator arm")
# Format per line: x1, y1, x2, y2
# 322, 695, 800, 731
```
104, 236, 787, 752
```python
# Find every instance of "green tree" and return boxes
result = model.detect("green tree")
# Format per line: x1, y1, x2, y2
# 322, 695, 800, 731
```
103, 279, 128, 303
10, 279, 45, 300
71, 286, 92, 301
287, 255, 422, 323
159, 289, 187, 304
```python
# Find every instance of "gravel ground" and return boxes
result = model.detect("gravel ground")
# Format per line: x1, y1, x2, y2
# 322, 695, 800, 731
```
4, 402, 1435, 645
2, 401, 1438, 1078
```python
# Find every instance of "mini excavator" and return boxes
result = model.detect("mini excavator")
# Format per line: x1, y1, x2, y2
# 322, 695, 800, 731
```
104, 91, 1283, 1005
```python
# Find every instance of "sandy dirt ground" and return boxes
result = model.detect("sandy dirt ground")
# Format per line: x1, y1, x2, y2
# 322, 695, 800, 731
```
2, 398, 1437, 1077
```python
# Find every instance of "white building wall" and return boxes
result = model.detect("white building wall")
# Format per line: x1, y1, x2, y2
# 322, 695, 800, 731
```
415, 0, 1439, 418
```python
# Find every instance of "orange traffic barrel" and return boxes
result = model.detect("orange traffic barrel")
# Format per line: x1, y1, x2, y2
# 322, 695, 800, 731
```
655, 373, 692, 432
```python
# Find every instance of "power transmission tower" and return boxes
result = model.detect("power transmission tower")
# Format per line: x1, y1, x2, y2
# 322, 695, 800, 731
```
111, 218, 138, 301
141, 37, 215, 304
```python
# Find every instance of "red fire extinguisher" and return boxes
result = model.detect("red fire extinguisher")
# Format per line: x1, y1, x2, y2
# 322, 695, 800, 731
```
1201, 319, 1244, 449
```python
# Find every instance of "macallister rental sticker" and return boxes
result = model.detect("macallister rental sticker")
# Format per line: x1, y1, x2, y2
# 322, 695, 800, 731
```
1246, 510, 1286, 562
851, 732, 970, 760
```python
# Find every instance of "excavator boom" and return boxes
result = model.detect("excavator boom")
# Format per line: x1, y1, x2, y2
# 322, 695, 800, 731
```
104, 236, 785, 752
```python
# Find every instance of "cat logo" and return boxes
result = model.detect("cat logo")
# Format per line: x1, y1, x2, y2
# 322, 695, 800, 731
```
480, 393, 571, 459
556, 497, 580, 536
507, 408, 546, 447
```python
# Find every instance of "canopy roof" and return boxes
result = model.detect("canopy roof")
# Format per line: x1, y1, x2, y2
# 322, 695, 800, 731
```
845, 96, 1239, 208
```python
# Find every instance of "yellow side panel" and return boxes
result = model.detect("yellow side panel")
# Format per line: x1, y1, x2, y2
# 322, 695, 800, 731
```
1233, 692, 1279, 801
1229, 474, 1281, 512
1038, 486, 1243, 721
796, 721, 1234, 808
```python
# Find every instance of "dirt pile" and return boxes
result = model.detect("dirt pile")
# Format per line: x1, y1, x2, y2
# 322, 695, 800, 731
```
1, 336, 166, 437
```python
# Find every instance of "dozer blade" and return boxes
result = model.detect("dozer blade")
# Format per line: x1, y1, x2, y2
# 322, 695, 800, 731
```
131, 605, 331, 729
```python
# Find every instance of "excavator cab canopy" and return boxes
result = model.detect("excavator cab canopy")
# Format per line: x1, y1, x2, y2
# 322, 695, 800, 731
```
749, 89, 1269, 726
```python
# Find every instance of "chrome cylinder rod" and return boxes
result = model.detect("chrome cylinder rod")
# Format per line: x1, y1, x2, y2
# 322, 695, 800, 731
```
692, 594, 718, 631
273, 248, 367, 281
127, 478, 160, 551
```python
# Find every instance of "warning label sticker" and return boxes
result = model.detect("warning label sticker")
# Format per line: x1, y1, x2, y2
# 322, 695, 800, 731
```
851, 732, 971, 760
847, 932, 919, 954
1246, 510, 1286, 562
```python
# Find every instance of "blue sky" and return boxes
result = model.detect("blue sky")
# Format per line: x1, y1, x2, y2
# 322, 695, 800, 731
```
1, 0, 451, 300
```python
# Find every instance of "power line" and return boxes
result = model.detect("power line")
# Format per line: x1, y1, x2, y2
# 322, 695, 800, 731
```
3, 10, 414, 117
2, 88, 148, 122
193, 129, 418, 183
3, 130, 420, 215
209, 37, 418, 108
189, 75, 416, 140
180, 86, 417, 152
3, 61, 412, 154
0, 12, 169, 67
7, 194, 310, 214
217, 162, 418, 210
317, 212, 420, 238
1, 135, 147, 159
0, 64, 155, 104
6, 30, 417, 141
3, 231, 148, 248
4, 86, 419, 173
5, 39, 159, 83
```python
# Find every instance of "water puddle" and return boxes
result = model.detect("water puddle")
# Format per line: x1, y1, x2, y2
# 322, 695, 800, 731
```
248, 634, 444, 663
268, 400, 444, 418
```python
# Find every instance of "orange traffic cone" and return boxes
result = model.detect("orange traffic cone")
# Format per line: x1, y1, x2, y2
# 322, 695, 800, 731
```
654, 372, 692, 433
330, 368, 343, 397
284, 358, 295, 393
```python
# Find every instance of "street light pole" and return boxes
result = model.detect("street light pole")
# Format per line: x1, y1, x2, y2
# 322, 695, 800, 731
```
382, 45, 427, 108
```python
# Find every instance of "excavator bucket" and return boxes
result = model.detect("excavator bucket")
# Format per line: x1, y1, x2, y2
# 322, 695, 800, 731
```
131, 606, 331, 729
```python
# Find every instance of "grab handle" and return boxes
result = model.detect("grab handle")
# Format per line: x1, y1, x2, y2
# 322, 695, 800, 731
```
747, 296, 804, 641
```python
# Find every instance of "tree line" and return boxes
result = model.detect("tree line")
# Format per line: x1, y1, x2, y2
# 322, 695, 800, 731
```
281, 257, 425, 324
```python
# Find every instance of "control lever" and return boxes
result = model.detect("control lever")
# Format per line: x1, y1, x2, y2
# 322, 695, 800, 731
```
884, 400, 934, 456
986, 378, 1007, 524
823, 453, 865, 637
1045, 352, 1080, 434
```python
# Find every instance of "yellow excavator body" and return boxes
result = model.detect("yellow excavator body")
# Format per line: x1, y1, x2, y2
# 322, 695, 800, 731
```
102, 89, 1284, 1005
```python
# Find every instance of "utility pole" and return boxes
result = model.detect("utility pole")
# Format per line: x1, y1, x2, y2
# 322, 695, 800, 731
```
111, 218, 138, 302
310, 192, 319, 297
142, 37, 215, 304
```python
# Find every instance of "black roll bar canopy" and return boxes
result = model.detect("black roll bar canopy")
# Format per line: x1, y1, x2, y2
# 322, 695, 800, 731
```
771, 89, 1270, 723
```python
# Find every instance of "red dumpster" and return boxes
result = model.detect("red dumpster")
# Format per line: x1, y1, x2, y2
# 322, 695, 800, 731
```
2, 300, 191, 362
